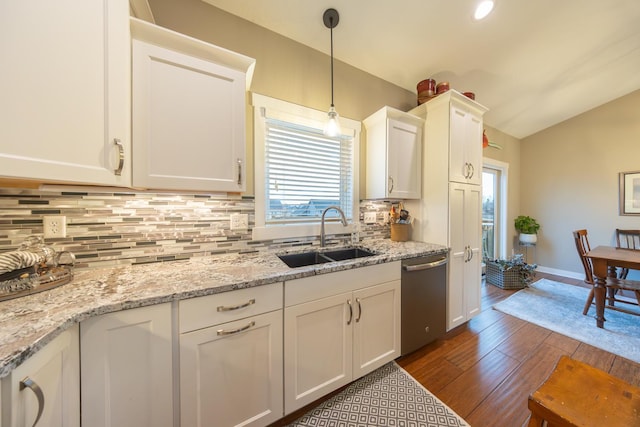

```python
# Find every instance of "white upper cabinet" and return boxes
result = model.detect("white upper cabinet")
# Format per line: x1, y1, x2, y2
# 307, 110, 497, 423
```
131, 18, 255, 192
364, 107, 423, 199
410, 91, 487, 187
0, 0, 131, 186
449, 102, 484, 185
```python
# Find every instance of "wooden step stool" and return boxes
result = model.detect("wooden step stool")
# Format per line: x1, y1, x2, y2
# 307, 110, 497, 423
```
528, 356, 640, 427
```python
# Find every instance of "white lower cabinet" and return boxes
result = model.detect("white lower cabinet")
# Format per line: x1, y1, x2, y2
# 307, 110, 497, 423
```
448, 183, 482, 330
179, 283, 283, 427
1, 325, 79, 427
80, 303, 174, 427
284, 263, 401, 414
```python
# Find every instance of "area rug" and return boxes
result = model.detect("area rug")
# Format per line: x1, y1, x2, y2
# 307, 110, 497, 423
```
288, 361, 469, 427
493, 278, 640, 363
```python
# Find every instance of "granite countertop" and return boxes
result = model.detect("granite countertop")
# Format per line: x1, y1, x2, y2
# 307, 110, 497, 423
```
0, 238, 447, 379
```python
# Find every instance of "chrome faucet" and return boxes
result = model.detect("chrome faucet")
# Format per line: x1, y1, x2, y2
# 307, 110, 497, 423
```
320, 206, 348, 247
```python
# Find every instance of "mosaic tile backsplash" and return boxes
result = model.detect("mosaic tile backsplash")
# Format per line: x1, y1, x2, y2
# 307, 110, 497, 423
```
0, 188, 393, 270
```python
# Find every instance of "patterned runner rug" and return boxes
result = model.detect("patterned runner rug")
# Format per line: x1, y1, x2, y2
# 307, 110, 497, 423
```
287, 361, 469, 427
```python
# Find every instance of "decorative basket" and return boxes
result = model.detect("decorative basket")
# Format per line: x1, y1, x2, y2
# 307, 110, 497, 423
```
486, 260, 527, 290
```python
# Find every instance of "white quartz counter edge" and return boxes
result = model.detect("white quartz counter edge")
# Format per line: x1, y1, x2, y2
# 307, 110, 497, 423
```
0, 239, 447, 378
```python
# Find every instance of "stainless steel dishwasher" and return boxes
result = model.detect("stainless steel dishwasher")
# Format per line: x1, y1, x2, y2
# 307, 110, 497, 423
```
401, 252, 448, 356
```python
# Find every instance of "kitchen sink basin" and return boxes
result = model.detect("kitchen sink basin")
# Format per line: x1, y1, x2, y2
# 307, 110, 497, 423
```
321, 248, 376, 261
278, 251, 333, 268
278, 247, 376, 268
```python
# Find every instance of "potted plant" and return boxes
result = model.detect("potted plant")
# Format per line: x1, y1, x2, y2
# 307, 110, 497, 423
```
515, 215, 540, 244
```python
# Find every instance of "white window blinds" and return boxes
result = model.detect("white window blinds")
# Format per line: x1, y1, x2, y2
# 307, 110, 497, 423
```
265, 118, 353, 224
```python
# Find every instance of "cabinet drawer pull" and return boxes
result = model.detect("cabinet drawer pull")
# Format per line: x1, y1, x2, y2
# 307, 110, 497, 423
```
237, 159, 243, 185
217, 298, 255, 312
217, 320, 255, 336
356, 298, 362, 323
113, 138, 124, 176
19, 377, 44, 427
347, 299, 353, 325
388, 176, 394, 193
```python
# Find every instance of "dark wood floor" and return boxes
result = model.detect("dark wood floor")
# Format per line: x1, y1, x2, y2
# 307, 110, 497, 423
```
397, 272, 640, 427
273, 272, 640, 426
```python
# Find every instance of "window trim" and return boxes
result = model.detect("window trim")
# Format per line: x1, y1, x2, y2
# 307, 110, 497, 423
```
251, 93, 360, 241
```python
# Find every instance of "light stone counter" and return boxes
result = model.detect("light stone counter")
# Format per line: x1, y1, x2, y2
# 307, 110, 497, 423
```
0, 239, 447, 378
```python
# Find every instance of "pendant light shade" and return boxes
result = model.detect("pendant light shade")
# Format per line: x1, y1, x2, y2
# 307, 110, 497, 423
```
323, 8, 341, 137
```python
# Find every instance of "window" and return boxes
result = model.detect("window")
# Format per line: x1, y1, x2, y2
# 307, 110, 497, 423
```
252, 94, 360, 240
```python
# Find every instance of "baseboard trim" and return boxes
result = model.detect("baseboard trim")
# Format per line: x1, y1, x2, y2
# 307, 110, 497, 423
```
536, 265, 584, 280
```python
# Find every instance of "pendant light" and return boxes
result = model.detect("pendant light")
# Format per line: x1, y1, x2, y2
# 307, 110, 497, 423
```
323, 8, 341, 137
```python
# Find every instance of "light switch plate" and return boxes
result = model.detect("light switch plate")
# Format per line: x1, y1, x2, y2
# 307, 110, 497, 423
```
230, 213, 249, 230
364, 212, 377, 224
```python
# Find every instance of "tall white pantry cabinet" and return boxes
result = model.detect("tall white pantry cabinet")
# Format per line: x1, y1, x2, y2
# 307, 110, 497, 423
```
410, 90, 488, 331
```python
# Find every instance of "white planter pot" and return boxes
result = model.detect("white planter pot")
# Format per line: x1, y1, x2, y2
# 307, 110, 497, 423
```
519, 233, 537, 245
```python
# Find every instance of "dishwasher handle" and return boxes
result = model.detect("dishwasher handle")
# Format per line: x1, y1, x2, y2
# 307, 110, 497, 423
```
403, 257, 448, 272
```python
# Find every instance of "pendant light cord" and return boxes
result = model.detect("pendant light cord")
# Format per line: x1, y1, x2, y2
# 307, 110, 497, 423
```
330, 17, 335, 108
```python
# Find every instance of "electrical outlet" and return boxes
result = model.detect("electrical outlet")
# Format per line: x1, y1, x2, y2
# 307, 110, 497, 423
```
364, 212, 377, 224
229, 213, 249, 230
382, 212, 390, 224
43, 215, 67, 238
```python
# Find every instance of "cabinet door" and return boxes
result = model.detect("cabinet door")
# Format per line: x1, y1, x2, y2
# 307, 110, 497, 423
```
448, 183, 467, 330
352, 280, 401, 378
2, 325, 79, 427
387, 118, 422, 199
448, 182, 482, 330
180, 310, 283, 427
449, 104, 483, 185
80, 303, 173, 427
132, 39, 247, 191
464, 185, 482, 320
0, 0, 130, 186
465, 111, 484, 186
284, 292, 352, 414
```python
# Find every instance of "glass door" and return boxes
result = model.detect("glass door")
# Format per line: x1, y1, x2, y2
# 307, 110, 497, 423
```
482, 169, 498, 261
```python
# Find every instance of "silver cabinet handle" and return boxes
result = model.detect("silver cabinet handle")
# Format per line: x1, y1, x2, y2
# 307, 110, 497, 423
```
217, 299, 255, 312
356, 298, 362, 323
388, 176, 394, 194
20, 377, 44, 427
468, 162, 474, 179
113, 138, 124, 176
468, 247, 474, 261
237, 159, 243, 185
347, 299, 353, 325
217, 320, 255, 336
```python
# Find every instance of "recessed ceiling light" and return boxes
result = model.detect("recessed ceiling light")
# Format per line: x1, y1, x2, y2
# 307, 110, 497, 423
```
474, 0, 494, 20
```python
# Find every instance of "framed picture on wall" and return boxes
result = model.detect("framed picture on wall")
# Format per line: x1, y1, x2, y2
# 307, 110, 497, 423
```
619, 171, 640, 215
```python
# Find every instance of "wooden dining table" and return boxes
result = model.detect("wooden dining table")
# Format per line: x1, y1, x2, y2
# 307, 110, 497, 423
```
585, 245, 640, 328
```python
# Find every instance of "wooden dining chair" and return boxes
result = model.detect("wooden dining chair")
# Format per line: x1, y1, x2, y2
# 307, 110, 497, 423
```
573, 229, 640, 316
573, 230, 597, 315
615, 228, 640, 279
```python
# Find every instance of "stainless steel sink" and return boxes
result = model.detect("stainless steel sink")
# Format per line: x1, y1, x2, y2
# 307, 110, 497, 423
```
277, 247, 376, 268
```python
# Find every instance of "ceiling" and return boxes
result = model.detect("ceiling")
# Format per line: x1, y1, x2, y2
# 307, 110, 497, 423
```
202, 0, 640, 139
